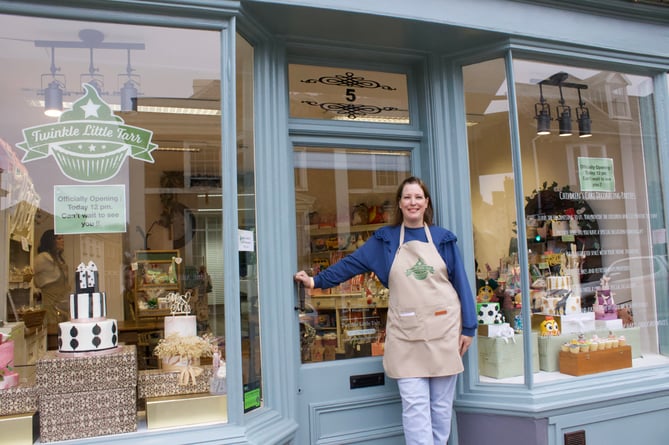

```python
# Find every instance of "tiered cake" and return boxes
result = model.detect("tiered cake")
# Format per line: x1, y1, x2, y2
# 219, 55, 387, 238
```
541, 275, 581, 315
594, 276, 618, 320
0, 334, 19, 389
164, 294, 197, 338
161, 291, 197, 370
58, 261, 118, 353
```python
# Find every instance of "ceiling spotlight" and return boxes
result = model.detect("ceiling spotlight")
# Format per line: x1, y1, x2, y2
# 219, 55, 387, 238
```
556, 85, 572, 137
119, 49, 140, 111
535, 72, 591, 137
535, 84, 551, 135
41, 47, 66, 117
44, 80, 64, 117
35, 29, 145, 114
576, 88, 592, 138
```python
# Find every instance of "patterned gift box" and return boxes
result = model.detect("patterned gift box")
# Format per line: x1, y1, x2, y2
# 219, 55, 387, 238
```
0, 384, 38, 416
39, 387, 136, 419
39, 389, 137, 442
138, 365, 213, 400
39, 412, 137, 443
36, 345, 138, 442
36, 344, 137, 394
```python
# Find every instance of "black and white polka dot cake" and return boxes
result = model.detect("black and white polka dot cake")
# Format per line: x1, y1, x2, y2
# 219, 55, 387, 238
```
58, 261, 118, 353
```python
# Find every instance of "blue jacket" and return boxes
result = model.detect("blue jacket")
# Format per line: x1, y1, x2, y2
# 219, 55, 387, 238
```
313, 224, 478, 337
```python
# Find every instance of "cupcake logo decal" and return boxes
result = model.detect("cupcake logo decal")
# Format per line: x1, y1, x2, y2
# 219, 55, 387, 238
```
16, 83, 157, 182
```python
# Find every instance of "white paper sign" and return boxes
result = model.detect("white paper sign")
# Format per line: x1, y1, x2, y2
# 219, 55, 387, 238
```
238, 229, 255, 252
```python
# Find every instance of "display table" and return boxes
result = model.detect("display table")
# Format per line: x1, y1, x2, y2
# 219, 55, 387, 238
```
478, 332, 539, 379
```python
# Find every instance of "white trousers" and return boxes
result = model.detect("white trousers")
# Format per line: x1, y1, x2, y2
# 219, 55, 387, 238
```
397, 375, 458, 445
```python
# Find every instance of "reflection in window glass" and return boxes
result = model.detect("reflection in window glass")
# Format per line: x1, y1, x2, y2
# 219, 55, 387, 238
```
288, 64, 410, 124
466, 56, 669, 384
0, 14, 230, 433
236, 35, 262, 413
515, 60, 668, 378
464, 58, 528, 383
294, 147, 411, 362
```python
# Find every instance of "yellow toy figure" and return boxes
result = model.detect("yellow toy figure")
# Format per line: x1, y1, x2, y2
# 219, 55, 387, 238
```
540, 315, 560, 336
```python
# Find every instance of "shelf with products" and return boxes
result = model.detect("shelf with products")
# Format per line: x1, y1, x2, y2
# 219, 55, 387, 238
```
305, 289, 388, 356
299, 219, 390, 360
523, 183, 603, 307
308, 223, 384, 259
7, 235, 35, 319
133, 249, 181, 318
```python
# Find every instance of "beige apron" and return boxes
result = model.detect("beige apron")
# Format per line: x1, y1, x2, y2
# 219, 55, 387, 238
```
383, 224, 463, 378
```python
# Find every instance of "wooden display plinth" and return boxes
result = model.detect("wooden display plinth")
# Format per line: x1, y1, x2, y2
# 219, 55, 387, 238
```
559, 345, 632, 376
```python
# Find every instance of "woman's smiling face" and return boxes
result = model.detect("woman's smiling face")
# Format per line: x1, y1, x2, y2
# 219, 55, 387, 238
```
399, 182, 428, 228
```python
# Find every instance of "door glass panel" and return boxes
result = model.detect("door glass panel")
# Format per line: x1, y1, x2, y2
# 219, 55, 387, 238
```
294, 147, 411, 362
288, 64, 410, 124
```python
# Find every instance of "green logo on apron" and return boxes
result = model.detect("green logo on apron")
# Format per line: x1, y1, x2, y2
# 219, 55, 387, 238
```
405, 258, 434, 280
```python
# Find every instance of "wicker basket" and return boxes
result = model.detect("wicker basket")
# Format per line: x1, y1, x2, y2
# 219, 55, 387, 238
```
18, 309, 46, 328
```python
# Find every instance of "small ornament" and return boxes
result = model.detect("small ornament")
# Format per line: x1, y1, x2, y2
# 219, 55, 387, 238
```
540, 315, 560, 336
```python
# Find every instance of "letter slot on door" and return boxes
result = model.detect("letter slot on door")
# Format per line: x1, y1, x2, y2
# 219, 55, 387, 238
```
350, 372, 385, 389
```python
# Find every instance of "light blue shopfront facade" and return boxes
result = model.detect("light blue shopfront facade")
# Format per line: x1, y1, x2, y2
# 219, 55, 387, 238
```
2, 1, 669, 444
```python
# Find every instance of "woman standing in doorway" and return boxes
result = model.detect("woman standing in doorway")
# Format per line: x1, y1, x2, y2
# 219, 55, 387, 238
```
294, 176, 477, 444
34, 230, 69, 324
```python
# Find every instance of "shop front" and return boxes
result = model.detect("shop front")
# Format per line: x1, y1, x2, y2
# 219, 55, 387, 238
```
1, 1, 669, 444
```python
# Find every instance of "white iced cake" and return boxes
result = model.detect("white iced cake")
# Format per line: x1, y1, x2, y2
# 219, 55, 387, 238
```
164, 315, 197, 338
58, 261, 118, 353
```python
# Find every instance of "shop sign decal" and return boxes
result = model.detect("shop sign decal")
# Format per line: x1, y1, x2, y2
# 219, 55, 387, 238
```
16, 83, 157, 183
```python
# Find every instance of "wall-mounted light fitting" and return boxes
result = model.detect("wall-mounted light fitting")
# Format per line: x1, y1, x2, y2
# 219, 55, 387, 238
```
535, 72, 591, 138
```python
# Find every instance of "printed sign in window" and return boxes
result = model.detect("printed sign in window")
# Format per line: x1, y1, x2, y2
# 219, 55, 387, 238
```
578, 157, 615, 192
54, 184, 126, 234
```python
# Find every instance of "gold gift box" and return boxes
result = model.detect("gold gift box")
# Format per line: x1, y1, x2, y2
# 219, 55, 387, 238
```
146, 393, 228, 429
0, 411, 37, 445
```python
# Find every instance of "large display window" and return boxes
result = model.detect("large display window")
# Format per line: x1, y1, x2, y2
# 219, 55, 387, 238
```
465, 57, 669, 383
0, 13, 259, 441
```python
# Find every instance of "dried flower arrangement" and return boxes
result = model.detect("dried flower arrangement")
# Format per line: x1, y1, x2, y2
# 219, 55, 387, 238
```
153, 333, 217, 362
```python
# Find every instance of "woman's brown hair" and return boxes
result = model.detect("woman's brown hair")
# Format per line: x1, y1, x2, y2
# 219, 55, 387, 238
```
391, 176, 434, 226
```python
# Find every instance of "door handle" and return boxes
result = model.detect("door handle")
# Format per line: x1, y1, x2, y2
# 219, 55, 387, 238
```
295, 281, 306, 312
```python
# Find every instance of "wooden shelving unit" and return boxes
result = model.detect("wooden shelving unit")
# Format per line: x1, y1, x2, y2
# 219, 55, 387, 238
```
134, 250, 181, 319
